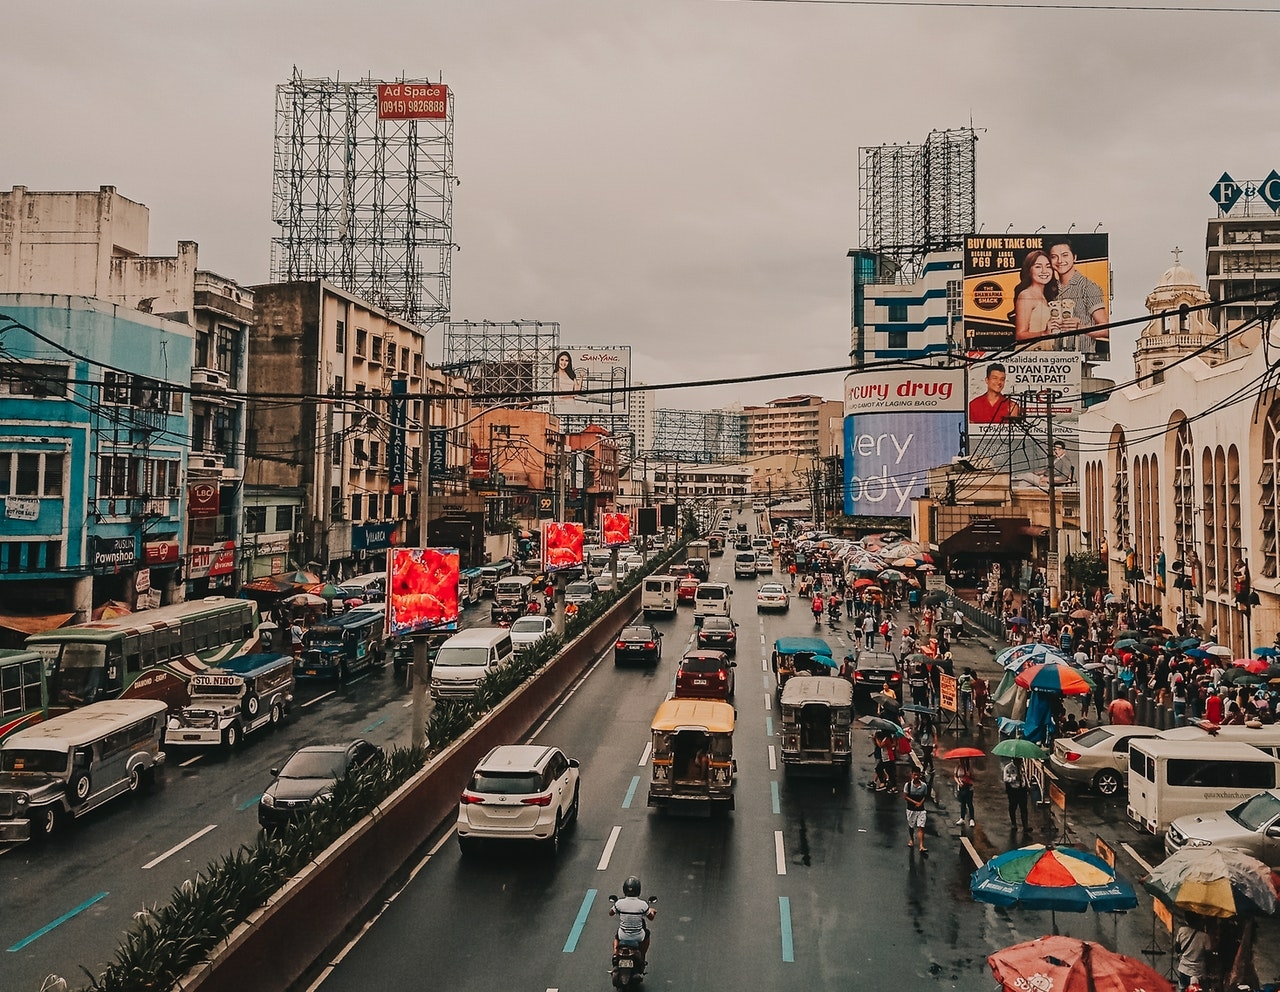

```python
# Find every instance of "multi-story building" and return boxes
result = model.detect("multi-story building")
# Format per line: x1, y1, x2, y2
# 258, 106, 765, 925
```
0, 185, 250, 604
1204, 198, 1280, 344
850, 249, 961, 368
0, 295, 192, 625
628, 382, 654, 454
247, 280, 447, 580
619, 461, 752, 505
743, 395, 844, 461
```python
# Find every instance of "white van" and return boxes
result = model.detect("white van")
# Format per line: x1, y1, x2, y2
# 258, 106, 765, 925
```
430, 628, 516, 700
1126, 738, 1280, 835
1159, 722, 1280, 760
734, 551, 757, 579
0, 699, 167, 842
642, 576, 678, 617
694, 582, 732, 624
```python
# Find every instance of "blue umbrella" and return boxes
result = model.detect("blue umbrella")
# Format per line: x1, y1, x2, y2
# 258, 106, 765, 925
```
997, 716, 1025, 737
1254, 646, 1279, 658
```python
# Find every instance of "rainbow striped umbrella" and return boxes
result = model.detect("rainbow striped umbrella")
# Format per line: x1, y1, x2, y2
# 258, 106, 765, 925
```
1015, 662, 1095, 695
972, 844, 1137, 915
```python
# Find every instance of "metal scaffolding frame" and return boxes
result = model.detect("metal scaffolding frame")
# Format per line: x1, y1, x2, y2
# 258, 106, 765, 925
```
858, 127, 977, 282
443, 320, 561, 405
649, 409, 745, 464
271, 70, 455, 328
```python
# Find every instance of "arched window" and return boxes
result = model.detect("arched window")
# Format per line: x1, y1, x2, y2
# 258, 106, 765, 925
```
1173, 421, 1197, 582
1260, 400, 1280, 578
1113, 436, 1131, 553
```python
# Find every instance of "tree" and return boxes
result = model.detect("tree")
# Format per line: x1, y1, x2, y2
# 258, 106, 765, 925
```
1064, 550, 1107, 592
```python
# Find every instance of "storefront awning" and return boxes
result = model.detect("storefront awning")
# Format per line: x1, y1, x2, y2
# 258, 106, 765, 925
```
0, 612, 76, 637
242, 576, 296, 594
939, 518, 1035, 558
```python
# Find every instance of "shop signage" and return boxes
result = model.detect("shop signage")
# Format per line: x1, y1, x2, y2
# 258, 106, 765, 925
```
352, 522, 397, 552
255, 532, 290, 556
92, 535, 136, 570
188, 482, 221, 518
5, 495, 40, 521
389, 378, 407, 495
1210, 171, 1280, 213
189, 541, 236, 579
144, 539, 180, 565
135, 568, 151, 594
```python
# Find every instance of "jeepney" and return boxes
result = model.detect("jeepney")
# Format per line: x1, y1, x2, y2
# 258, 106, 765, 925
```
647, 697, 735, 814
298, 607, 386, 680
770, 636, 835, 692
163, 653, 294, 749
778, 676, 853, 776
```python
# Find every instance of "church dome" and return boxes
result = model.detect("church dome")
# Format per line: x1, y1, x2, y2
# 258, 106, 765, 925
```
1159, 262, 1198, 287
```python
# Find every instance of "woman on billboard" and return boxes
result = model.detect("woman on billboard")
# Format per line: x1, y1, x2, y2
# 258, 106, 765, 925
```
1008, 250, 1057, 349
553, 351, 583, 394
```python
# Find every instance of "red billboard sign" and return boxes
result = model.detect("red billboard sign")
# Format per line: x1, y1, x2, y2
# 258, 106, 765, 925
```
188, 483, 220, 518
143, 539, 180, 565
602, 512, 631, 549
542, 522, 585, 573
376, 83, 448, 120
389, 547, 460, 636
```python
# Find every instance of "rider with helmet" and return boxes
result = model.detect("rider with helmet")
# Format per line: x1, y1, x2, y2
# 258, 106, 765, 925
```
610, 875, 657, 965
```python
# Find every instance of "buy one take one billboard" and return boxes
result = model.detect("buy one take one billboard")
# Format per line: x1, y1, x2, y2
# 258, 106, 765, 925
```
843, 369, 964, 517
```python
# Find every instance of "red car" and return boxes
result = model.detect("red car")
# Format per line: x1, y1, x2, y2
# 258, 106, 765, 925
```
674, 650, 736, 701
677, 577, 700, 604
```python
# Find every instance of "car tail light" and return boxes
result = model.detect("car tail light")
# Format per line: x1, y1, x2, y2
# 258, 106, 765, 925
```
460, 791, 486, 805
1064, 751, 1082, 762
522, 793, 553, 807
718, 670, 727, 681
726, 632, 736, 641
644, 641, 656, 650
616, 641, 627, 650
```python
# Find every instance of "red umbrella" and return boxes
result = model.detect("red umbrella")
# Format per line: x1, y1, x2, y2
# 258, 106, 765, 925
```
988, 935, 1173, 992
1233, 657, 1271, 674
939, 747, 985, 760
1015, 662, 1094, 696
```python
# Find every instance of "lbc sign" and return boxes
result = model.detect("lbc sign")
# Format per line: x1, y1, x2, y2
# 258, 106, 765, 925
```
1210, 171, 1280, 214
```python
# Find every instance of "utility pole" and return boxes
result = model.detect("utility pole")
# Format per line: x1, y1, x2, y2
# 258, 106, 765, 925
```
410, 387, 434, 750
553, 429, 567, 636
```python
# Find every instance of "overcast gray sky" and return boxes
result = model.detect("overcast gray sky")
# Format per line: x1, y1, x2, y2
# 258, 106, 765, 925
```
6, 0, 1277, 409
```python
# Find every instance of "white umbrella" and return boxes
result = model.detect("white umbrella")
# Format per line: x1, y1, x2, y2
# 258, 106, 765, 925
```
1206, 644, 1233, 658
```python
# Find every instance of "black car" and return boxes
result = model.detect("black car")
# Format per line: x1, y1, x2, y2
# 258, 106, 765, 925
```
258, 739, 384, 832
686, 557, 710, 581
614, 624, 663, 666
696, 615, 739, 657
851, 649, 902, 711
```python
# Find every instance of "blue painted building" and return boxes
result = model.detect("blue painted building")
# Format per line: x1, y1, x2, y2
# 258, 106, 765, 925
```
850, 250, 963, 368
0, 295, 192, 625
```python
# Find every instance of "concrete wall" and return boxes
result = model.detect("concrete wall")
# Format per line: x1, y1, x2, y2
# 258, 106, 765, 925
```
177, 584, 643, 992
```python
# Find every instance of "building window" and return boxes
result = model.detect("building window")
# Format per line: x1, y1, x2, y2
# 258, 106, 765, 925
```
385, 344, 395, 371
401, 347, 410, 370
355, 328, 367, 357
335, 320, 346, 354
370, 440, 381, 467
244, 506, 267, 533
413, 352, 423, 377
351, 493, 364, 519
371, 336, 383, 365
0, 540, 62, 574
274, 505, 294, 532
887, 330, 908, 349
887, 302, 909, 322
0, 362, 70, 398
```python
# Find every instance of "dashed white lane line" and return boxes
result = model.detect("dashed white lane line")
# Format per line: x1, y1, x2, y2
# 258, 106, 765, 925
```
764, 693, 771, 711
302, 689, 336, 708
638, 742, 652, 766
598, 825, 622, 871
768, 745, 777, 771
774, 830, 787, 875
1122, 842, 1154, 875
142, 824, 218, 869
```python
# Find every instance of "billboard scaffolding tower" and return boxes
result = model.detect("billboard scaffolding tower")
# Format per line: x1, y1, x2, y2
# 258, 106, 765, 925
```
271, 69, 455, 328
650, 409, 745, 464
444, 320, 561, 406
858, 127, 977, 282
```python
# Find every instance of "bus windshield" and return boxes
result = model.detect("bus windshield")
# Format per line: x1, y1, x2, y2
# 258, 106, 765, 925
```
49, 644, 107, 708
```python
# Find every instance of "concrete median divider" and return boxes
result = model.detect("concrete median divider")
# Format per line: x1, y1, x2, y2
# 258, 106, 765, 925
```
179, 584, 642, 992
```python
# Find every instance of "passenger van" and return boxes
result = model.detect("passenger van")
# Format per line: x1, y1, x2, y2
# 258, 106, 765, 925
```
1127, 738, 1280, 835
734, 551, 758, 579
0, 698, 166, 842
641, 575, 678, 617
693, 583, 732, 624
430, 628, 515, 699
164, 653, 294, 749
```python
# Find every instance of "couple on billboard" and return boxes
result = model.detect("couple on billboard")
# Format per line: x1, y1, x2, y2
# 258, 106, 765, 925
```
1008, 239, 1107, 354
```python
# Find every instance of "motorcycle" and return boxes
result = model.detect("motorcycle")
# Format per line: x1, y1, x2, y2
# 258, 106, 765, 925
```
827, 600, 842, 623
608, 894, 657, 988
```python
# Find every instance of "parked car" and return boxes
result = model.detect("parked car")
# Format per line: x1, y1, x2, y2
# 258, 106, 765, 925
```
614, 623, 664, 666
754, 553, 774, 575
756, 582, 789, 612
1165, 789, 1280, 865
697, 616, 739, 656
851, 649, 901, 710
674, 650, 736, 701
1049, 725, 1161, 796
258, 739, 384, 833
677, 577, 700, 604
457, 744, 580, 855
508, 615, 554, 655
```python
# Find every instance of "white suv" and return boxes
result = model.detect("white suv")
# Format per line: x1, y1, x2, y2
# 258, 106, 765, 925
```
457, 745, 580, 856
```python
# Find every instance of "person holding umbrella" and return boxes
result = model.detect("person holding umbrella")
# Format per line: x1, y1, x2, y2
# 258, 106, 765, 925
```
904, 766, 929, 855
955, 757, 975, 828
1003, 758, 1030, 833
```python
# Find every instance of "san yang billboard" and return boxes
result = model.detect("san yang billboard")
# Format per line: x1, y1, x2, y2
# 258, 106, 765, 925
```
843, 369, 965, 517
963, 233, 1109, 358
388, 547, 461, 636
550, 346, 631, 417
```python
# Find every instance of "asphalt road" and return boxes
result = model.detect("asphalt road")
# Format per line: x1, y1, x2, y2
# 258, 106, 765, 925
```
307, 544, 1187, 992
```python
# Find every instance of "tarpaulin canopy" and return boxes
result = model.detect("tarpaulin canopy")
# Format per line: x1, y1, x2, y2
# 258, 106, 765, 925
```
0, 612, 76, 637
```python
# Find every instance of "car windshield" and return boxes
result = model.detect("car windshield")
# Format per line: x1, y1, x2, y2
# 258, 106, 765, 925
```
760, 584, 784, 594
703, 618, 732, 631
436, 646, 492, 667
566, 583, 593, 597
280, 750, 347, 779
683, 655, 725, 673
510, 618, 546, 634
1229, 791, 1280, 832
698, 588, 725, 600
621, 627, 654, 640
1073, 728, 1114, 749
472, 770, 542, 794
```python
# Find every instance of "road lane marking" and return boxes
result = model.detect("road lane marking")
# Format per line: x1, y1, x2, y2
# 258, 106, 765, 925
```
531, 653, 610, 739
761, 658, 768, 672
774, 830, 787, 874
622, 776, 640, 809
1122, 842, 1154, 875
768, 745, 777, 770
302, 689, 336, 708
779, 896, 795, 962
364, 716, 388, 732
143, 824, 218, 869
763, 693, 771, 711
7, 892, 109, 951
237, 793, 263, 811
403, 697, 415, 708
638, 742, 652, 766
765, 716, 773, 737
771, 781, 780, 814
178, 754, 203, 767
597, 825, 622, 871
562, 889, 597, 953
961, 836, 983, 869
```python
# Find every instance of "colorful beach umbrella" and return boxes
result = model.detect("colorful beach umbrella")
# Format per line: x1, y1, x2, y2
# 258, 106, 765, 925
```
1015, 662, 1095, 695
988, 936, 1172, 992
972, 844, 1138, 914
1144, 847, 1280, 919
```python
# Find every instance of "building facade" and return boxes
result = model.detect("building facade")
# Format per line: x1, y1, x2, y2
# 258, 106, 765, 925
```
743, 395, 844, 460
851, 249, 962, 368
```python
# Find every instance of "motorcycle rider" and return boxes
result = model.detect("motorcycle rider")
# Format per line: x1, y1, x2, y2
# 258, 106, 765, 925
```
828, 593, 842, 621
611, 875, 657, 967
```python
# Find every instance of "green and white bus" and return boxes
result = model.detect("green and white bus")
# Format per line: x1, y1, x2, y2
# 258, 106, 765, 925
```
0, 650, 47, 745
26, 597, 260, 714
